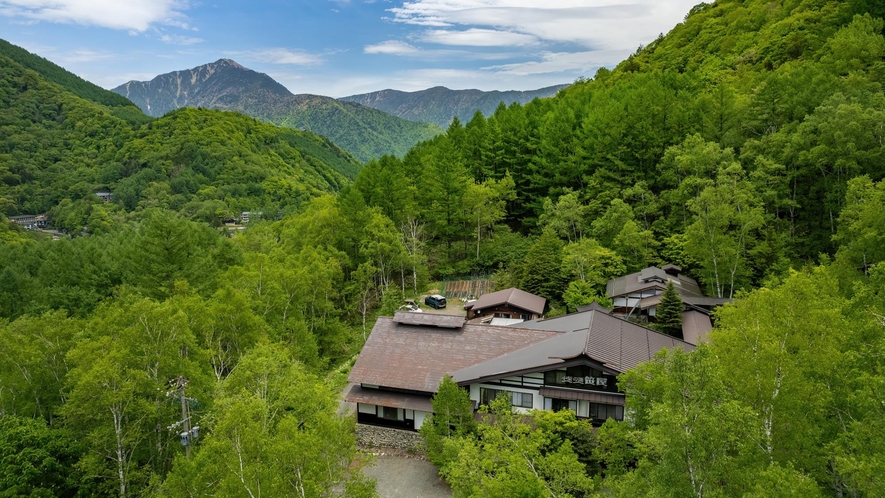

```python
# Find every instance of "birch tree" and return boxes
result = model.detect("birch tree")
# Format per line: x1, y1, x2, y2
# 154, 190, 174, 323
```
684, 164, 764, 298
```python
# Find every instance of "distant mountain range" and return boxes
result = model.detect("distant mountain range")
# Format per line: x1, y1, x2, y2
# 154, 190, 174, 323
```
0, 39, 361, 226
112, 60, 442, 162
339, 84, 570, 128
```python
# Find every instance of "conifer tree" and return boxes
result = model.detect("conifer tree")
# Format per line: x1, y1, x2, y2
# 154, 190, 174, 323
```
656, 280, 683, 338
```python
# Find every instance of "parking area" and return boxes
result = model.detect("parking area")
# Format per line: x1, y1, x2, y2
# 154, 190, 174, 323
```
416, 292, 467, 316
363, 453, 452, 498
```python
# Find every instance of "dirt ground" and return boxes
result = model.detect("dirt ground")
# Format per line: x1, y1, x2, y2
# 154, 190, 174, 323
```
362, 452, 452, 498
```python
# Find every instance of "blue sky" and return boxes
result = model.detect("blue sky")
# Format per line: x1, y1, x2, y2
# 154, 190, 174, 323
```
1, 0, 699, 97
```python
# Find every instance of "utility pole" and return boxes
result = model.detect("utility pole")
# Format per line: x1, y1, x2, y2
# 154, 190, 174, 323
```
170, 377, 199, 459
178, 377, 191, 459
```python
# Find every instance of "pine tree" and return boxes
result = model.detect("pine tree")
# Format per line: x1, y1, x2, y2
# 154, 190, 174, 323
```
656, 280, 683, 338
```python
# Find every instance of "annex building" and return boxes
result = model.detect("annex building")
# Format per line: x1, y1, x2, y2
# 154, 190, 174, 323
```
463, 287, 546, 322
607, 265, 731, 344
346, 309, 694, 431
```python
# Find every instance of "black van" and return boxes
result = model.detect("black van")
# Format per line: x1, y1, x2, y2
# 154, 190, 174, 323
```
424, 294, 447, 309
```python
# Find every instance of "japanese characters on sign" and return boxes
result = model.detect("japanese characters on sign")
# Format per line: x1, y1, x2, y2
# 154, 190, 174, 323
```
562, 375, 608, 388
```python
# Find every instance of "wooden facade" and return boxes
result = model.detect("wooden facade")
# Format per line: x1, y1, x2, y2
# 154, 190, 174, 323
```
467, 303, 542, 321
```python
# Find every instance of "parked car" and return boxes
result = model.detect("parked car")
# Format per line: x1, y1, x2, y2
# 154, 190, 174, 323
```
424, 294, 447, 309
398, 300, 422, 313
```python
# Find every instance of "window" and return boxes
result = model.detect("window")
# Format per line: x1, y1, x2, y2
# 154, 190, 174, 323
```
589, 403, 624, 421
513, 391, 533, 408
480, 387, 532, 408
381, 406, 401, 421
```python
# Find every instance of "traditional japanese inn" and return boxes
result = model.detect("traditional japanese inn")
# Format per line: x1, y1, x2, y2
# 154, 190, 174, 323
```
346, 309, 694, 431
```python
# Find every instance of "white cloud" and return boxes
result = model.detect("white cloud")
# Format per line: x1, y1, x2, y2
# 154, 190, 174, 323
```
364, 40, 420, 55
226, 48, 324, 65
420, 28, 538, 47
59, 49, 116, 63
0, 0, 190, 31
159, 34, 204, 45
389, 0, 698, 50
484, 49, 628, 75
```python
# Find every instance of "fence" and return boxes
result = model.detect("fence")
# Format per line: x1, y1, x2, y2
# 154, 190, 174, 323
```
440, 276, 493, 301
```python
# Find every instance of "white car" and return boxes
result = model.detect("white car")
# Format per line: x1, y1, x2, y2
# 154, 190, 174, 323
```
398, 300, 423, 313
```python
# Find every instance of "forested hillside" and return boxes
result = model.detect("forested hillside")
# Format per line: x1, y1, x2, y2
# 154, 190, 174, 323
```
339, 84, 569, 128
356, 0, 885, 301
0, 39, 148, 125
0, 44, 361, 232
113, 59, 443, 162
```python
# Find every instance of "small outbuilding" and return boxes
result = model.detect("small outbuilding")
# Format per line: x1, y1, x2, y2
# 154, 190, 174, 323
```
463, 287, 546, 321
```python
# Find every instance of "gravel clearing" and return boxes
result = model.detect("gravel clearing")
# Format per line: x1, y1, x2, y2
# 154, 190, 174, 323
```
362, 451, 452, 498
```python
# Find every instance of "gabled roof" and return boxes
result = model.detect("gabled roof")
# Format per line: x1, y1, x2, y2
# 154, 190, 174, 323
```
350, 310, 695, 395
348, 316, 560, 393
606, 266, 705, 298
577, 301, 613, 314
464, 287, 546, 315
502, 311, 695, 373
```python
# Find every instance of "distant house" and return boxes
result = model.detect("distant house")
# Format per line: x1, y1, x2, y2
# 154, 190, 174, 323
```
606, 265, 730, 344
345, 309, 693, 431
464, 287, 546, 322
240, 211, 262, 224
95, 192, 113, 203
9, 214, 47, 230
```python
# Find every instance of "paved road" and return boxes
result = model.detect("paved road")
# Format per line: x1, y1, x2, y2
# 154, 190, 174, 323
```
363, 455, 452, 498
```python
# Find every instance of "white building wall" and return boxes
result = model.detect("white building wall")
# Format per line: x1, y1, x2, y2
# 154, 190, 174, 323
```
414, 410, 428, 429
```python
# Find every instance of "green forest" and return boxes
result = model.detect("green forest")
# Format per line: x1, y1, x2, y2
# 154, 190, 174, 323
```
1, 0, 885, 496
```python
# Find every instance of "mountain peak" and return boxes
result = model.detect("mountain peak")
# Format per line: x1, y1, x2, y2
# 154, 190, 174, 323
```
212, 58, 246, 70
111, 59, 294, 117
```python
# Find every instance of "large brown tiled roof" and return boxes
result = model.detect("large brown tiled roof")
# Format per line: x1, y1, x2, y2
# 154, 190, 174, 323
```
465, 287, 546, 315
348, 316, 561, 393
501, 311, 695, 373
351, 309, 695, 395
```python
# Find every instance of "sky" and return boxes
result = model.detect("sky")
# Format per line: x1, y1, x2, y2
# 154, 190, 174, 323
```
1, 0, 700, 98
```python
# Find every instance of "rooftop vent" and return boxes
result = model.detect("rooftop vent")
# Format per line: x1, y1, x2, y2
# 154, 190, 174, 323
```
662, 264, 682, 276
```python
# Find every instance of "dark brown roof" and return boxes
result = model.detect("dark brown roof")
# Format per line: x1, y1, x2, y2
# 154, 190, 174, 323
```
507, 311, 695, 371
466, 288, 546, 315
452, 311, 694, 385
681, 310, 713, 345
607, 266, 704, 298
392, 311, 466, 328
539, 387, 624, 405
344, 384, 434, 412
348, 317, 561, 393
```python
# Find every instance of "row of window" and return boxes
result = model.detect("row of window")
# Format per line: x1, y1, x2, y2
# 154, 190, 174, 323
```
480, 387, 533, 408
479, 387, 623, 421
